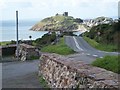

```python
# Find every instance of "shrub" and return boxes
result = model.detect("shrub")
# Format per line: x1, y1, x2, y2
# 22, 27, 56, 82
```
84, 22, 120, 47
34, 32, 56, 47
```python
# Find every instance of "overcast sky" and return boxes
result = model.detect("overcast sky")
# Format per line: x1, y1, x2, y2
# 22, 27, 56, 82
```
0, 0, 119, 20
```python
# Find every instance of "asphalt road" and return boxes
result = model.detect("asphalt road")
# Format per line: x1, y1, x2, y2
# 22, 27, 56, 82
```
2, 60, 41, 88
65, 36, 119, 64
2, 36, 119, 88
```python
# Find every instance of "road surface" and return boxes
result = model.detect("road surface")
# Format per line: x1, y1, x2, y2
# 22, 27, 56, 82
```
2, 36, 119, 88
65, 36, 119, 64
2, 60, 41, 88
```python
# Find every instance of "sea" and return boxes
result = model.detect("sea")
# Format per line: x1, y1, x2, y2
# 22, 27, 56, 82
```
0, 20, 48, 42
0, 19, 82, 42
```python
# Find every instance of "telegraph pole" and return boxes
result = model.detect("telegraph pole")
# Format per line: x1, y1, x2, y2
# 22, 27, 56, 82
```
16, 11, 19, 60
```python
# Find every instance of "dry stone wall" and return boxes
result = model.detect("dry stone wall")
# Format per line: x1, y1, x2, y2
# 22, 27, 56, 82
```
17, 43, 39, 61
39, 53, 119, 89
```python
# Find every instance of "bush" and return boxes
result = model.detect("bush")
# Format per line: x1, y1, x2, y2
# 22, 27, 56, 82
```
34, 32, 56, 47
84, 22, 120, 48
92, 55, 119, 74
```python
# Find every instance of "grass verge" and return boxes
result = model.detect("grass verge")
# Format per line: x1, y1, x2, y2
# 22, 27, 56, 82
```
92, 55, 119, 74
29, 56, 39, 60
0, 41, 11, 46
83, 36, 118, 52
39, 75, 49, 88
41, 38, 75, 55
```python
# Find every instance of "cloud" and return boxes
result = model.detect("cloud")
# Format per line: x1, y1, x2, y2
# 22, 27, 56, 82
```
0, 0, 6, 9
1, 0, 119, 9
0, 0, 119, 20
7, 2, 32, 9
0, 0, 32, 10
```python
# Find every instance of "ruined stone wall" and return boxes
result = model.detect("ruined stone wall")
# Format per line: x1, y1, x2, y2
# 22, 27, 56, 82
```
39, 54, 119, 89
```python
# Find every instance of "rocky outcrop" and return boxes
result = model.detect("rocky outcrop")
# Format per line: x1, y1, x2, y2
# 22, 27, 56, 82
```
39, 53, 119, 89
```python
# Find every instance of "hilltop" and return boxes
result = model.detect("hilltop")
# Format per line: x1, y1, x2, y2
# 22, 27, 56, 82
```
30, 13, 83, 31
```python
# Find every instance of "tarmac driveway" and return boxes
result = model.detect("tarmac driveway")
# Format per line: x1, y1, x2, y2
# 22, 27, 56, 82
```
2, 60, 41, 88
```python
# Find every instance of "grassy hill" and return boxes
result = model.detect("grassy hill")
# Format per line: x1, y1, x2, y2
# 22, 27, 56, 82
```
30, 15, 83, 31
94, 17, 113, 22
84, 21, 120, 52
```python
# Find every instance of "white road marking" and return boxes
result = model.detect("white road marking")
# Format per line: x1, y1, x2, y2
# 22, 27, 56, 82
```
73, 36, 83, 51
87, 53, 90, 55
93, 54, 98, 57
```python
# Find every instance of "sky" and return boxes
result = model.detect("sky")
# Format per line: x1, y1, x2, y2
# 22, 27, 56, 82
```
0, 0, 119, 21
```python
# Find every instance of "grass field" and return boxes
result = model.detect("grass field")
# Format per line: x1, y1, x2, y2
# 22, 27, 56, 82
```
41, 38, 75, 55
83, 36, 118, 52
92, 55, 119, 74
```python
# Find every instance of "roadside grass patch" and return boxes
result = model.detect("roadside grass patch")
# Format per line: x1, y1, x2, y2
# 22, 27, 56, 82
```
92, 55, 119, 74
39, 75, 49, 88
83, 36, 117, 52
83, 36, 99, 47
29, 55, 39, 60
0, 41, 12, 46
41, 38, 75, 55
0, 41, 16, 46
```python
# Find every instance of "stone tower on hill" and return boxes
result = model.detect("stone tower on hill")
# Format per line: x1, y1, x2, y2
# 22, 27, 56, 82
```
63, 12, 68, 16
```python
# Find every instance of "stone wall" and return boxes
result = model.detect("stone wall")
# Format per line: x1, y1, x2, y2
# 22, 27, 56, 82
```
17, 43, 39, 61
1, 45, 16, 56
39, 53, 119, 89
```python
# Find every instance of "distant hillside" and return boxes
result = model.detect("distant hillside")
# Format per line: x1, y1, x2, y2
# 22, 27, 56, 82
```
84, 21, 120, 45
83, 16, 117, 28
30, 15, 83, 31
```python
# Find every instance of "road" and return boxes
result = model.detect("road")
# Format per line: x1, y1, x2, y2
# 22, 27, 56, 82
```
65, 36, 119, 64
2, 60, 41, 88
2, 36, 119, 88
